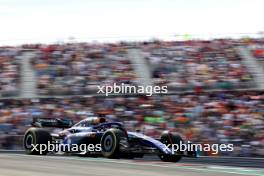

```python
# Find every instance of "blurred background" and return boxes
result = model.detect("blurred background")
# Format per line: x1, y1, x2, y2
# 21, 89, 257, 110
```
0, 0, 264, 157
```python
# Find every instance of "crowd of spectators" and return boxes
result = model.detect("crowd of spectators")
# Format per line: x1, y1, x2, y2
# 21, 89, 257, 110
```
0, 91, 263, 156
0, 40, 260, 97
0, 39, 264, 157
0, 47, 21, 97
141, 40, 255, 91
31, 43, 137, 95
247, 39, 264, 62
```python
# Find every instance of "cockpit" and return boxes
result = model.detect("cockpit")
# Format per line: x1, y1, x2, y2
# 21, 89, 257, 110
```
73, 117, 107, 127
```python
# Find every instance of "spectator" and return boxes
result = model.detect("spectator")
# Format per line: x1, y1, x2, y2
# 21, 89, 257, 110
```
0, 91, 263, 156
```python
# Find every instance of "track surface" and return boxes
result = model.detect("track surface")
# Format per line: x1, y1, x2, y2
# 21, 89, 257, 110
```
1, 154, 264, 176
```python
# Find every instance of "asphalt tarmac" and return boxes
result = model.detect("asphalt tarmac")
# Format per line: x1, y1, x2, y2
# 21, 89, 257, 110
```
0, 154, 264, 176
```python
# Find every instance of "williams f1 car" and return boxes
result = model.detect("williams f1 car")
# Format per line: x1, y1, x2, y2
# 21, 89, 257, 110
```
24, 117, 196, 162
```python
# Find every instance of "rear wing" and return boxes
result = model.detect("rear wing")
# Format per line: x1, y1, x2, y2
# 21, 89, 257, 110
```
32, 117, 73, 128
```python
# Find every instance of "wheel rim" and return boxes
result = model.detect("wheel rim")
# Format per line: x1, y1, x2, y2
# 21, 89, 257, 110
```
103, 135, 114, 152
25, 134, 33, 149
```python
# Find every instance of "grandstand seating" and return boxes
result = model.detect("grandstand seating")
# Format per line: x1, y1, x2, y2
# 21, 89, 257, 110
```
0, 48, 20, 97
31, 43, 137, 95
0, 91, 263, 156
0, 39, 264, 156
141, 40, 255, 91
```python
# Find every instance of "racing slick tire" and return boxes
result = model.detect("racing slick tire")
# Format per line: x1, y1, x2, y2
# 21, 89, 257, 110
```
159, 131, 183, 162
24, 128, 52, 155
100, 128, 127, 158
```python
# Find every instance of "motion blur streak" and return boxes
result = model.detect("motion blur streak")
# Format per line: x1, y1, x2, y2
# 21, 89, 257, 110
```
1, 154, 264, 176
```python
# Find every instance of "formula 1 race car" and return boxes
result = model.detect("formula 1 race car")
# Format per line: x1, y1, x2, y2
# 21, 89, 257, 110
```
24, 117, 196, 162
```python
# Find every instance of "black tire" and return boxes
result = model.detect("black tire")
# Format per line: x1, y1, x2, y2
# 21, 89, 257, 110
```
159, 131, 183, 162
100, 129, 127, 158
24, 128, 52, 155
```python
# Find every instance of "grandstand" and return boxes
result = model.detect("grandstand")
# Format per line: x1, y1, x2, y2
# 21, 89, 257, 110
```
31, 43, 137, 95
0, 47, 21, 97
0, 38, 264, 157
141, 40, 256, 91
1, 39, 264, 98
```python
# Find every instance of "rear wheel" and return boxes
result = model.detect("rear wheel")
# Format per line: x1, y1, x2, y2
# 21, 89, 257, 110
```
24, 128, 52, 155
100, 129, 127, 158
159, 131, 183, 162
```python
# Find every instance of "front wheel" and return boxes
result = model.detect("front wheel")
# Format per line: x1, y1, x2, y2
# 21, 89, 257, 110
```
159, 131, 183, 162
100, 129, 127, 158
